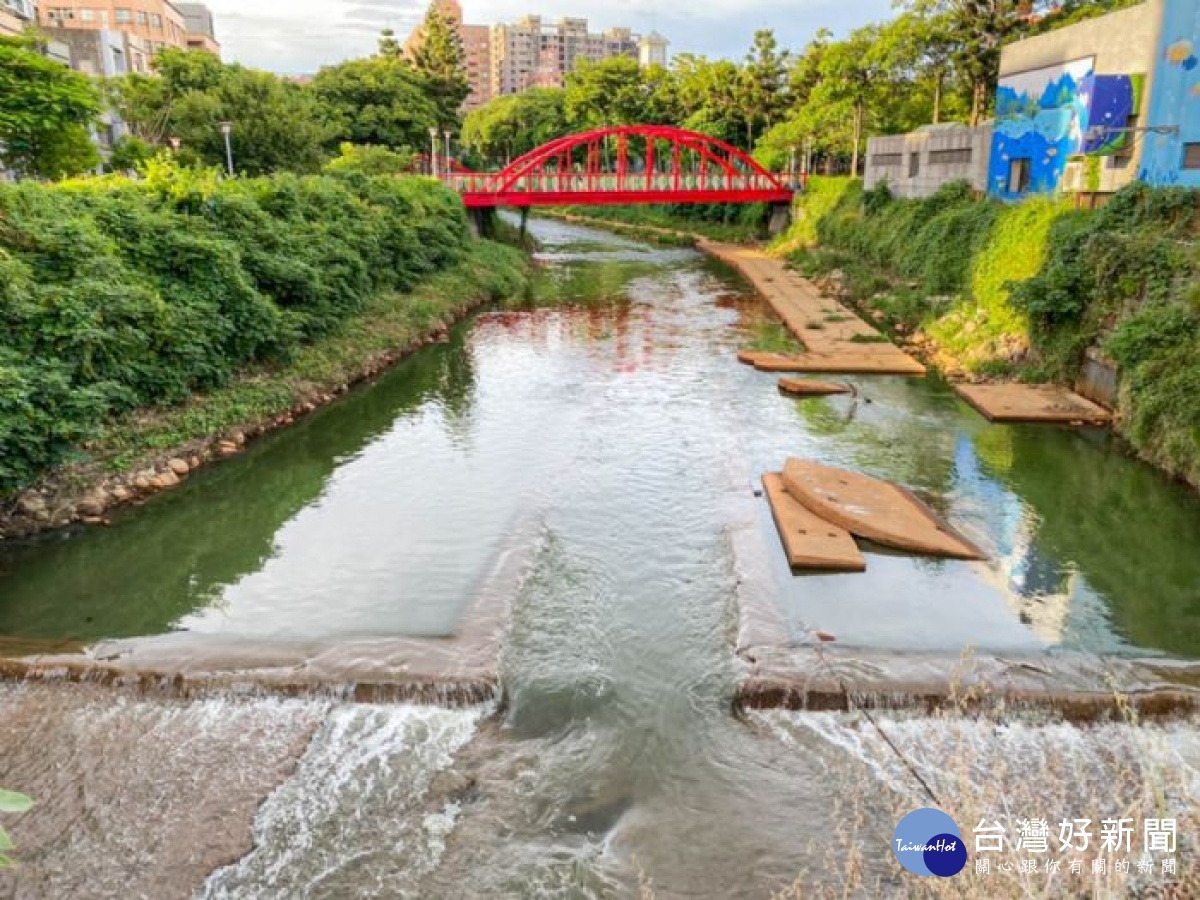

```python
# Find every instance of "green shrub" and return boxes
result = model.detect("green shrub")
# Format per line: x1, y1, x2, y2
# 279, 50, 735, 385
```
0, 165, 473, 494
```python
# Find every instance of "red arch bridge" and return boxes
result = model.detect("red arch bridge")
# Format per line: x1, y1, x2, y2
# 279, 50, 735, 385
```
443, 126, 796, 215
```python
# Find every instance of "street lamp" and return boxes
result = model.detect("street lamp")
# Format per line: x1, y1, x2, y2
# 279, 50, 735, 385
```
443, 129, 452, 173
429, 126, 439, 178
789, 144, 797, 186
219, 121, 234, 177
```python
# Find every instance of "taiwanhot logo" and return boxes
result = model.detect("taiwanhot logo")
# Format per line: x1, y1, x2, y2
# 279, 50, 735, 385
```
892, 808, 968, 877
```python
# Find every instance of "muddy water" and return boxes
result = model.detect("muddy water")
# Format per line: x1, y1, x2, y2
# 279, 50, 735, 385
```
1, 219, 1199, 898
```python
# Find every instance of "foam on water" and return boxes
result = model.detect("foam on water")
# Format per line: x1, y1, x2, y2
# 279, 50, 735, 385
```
202, 702, 489, 899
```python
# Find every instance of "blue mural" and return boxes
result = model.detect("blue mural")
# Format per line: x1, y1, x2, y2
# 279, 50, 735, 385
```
1081, 74, 1143, 155
1139, 0, 1200, 187
987, 58, 1094, 199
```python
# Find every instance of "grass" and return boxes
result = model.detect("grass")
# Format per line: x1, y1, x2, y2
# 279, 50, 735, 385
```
82, 240, 529, 476
746, 321, 805, 355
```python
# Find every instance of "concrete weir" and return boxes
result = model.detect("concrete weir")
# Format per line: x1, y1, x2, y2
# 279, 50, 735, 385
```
0, 517, 544, 706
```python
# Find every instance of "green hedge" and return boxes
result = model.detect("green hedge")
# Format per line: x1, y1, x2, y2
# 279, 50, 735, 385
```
783, 176, 1200, 487
0, 164, 472, 493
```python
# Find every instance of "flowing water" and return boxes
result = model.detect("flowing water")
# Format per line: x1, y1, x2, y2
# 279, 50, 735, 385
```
1, 219, 1198, 898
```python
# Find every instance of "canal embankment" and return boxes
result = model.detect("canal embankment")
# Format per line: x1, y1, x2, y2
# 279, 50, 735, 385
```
0, 170, 530, 539
784, 177, 1200, 491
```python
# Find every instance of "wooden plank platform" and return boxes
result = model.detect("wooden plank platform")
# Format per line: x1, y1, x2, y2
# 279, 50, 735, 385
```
762, 473, 866, 572
739, 348, 927, 376
705, 242, 927, 378
781, 459, 984, 560
954, 383, 1111, 425
777, 378, 852, 397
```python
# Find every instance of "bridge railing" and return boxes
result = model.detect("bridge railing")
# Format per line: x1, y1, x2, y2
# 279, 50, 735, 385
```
443, 171, 787, 195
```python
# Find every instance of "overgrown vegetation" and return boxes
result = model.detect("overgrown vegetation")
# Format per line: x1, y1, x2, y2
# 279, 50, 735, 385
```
0, 162, 483, 495
91, 239, 527, 477
783, 177, 1200, 487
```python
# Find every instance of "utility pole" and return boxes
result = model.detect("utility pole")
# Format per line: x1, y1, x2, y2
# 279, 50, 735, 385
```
219, 122, 234, 177
429, 127, 440, 178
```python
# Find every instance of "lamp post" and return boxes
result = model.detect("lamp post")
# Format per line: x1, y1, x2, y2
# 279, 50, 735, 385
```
429, 126, 439, 178
443, 129, 452, 174
219, 121, 234, 176
789, 144, 797, 187
169, 136, 181, 153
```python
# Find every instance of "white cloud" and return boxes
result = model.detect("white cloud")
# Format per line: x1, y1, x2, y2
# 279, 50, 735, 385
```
203, 0, 895, 75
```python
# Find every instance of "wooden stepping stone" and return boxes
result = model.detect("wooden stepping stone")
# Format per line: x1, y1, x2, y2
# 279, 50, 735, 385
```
762, 473, 866, 572
781, 459, 984, 560
954, 383, 1111, 425
778, 377, 852, 397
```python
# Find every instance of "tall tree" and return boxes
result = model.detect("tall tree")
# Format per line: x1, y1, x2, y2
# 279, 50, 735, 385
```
378, 28, 403, 59
564, 57, 668, 129
411, 9, 469, 127
110, 49, 333, 174
904, 0, 1030, 125
738, 30, 790, 147
0, 35, 101, 178
461, 88, 566, 165
312, 56, 440, 150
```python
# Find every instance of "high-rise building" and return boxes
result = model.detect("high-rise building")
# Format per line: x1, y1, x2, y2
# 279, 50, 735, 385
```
175, 2, 218, 55
37, 1, 189, 55
639, 31, 668, 69
406, 2, 667, 111
488, 14, 661, 99
1, 0, 36, 36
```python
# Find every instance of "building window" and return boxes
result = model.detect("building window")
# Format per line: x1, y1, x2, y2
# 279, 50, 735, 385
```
136, 10, 147, 24
151, 13, 161, 27
79, 8, 95, 21
114, 8, 132, 23
908, 153, 921, 178
929, 148, 973, 165
871, 152, 902, 167
1007, 158, 1031, 194
1183, 143, 1200, 170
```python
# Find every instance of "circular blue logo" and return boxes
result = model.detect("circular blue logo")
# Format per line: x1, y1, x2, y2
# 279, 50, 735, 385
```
892, 808, 967, 877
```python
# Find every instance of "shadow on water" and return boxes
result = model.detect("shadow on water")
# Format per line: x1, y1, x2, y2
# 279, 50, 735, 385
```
0, 327, 478, 641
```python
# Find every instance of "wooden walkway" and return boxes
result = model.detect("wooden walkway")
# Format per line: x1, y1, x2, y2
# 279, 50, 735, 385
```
705, 242, 927, 377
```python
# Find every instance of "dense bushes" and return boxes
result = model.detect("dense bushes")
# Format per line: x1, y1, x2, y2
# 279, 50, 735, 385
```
0, 165, 471, 493
784, 176, 1200, 487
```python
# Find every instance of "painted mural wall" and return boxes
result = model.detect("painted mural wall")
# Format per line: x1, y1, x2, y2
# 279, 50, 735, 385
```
1081, 74, 1145, 155
1140, 0, 1200, 187
987, 57, 1094, 199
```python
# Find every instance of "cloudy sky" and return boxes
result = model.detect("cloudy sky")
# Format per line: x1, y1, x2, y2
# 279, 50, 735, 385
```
201, 0, 896, 75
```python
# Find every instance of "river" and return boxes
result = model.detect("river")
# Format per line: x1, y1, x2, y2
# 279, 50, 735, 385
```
0, 218, 1197, 898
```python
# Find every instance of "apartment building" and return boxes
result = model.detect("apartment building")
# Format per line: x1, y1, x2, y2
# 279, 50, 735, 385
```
176, 2, 218, 55
1, 0, 35, 36
490, 16, 653, 96
406, 1, 667, 111
38, 1, 188, 54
